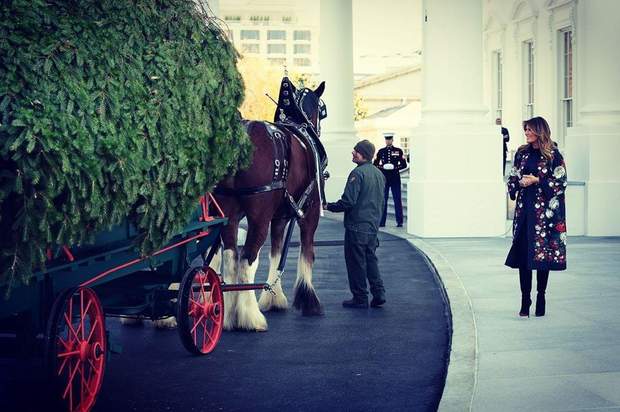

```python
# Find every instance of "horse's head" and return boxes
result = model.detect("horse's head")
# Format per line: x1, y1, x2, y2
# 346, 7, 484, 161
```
295, 81, 327, 136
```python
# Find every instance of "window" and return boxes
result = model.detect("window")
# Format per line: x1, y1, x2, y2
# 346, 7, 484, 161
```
268, 58, 287, 67
492, 51, 503, 120
267, 44, 286, 54
294, 30, 311, 41
241, 30, 259, 40
268, 30, 286, 40
249, 15, 270, 23
294, 44, 311, 54
241, 43, 259, 54
400, 136, 410, 160
293, 58, 311, 67
523, 41, 535, 119
559, 28, 573, 146
224, 15, 241, 22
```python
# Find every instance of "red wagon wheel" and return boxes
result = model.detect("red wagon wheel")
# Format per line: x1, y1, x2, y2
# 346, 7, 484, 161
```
45, 287, 106, 412
178, 266, 224, 355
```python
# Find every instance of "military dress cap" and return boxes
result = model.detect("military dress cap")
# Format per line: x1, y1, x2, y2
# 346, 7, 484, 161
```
383, 132, 394, 140
354, 140, 375, 161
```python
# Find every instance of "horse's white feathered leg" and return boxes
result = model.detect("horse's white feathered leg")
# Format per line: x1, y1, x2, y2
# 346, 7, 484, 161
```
258, 251, 288, 312
221, 248, 238, 330
153, 316, 177, 329
208, 245, 222, 273
293, 250, 323, 316
236, 254, 268, 331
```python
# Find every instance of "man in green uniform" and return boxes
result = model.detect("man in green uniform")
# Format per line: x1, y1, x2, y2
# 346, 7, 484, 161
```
325, 140, 387, 308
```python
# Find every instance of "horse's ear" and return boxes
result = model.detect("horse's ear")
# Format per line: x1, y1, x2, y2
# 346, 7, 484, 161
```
314, 81, 325, 98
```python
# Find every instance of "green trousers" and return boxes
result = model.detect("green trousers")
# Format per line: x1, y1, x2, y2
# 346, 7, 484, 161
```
344, 229, 385, 301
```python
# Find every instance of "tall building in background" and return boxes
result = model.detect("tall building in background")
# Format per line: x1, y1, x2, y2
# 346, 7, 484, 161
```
219, 0, 319, 74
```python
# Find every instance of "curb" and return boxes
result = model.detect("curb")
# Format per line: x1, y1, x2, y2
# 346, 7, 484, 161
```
407, 238, 478, 412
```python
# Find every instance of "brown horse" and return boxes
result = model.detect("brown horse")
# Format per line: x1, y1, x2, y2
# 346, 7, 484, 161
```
213, 81, 326, 331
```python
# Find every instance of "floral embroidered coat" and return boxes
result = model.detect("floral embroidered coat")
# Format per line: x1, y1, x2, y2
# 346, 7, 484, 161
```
505, 146, 567, 271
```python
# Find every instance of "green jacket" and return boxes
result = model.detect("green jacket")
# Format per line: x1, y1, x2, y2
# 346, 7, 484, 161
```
327, 161, 386, 233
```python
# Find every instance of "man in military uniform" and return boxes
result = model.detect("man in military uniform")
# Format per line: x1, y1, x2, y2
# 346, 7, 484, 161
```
325, 140, 386, 308
373, 133, 407, 227
496, 118, 510, 176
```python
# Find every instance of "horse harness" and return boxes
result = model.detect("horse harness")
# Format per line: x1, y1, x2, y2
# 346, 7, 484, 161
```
214, 120, 325, 221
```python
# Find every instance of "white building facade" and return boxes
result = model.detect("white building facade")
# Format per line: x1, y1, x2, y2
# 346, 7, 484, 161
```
215, 0, 620, 237
483, 0, 620, 236
219, 0, 319, 74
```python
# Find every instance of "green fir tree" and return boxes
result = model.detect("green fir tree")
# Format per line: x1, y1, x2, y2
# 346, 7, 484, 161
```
0, 0, 251, 294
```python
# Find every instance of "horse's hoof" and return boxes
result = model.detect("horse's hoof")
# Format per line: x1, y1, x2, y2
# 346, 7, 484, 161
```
153, 316, 177, 329
302, 305, 324, 317
235, 308, 268, 332
258, 290, 288, 312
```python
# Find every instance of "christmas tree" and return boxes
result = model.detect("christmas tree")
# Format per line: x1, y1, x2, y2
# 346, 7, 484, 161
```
0, 0, 251, 293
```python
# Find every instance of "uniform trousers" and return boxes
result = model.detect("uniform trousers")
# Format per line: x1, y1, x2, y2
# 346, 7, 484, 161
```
380, 177, 403, 226
344, 229, 385, 301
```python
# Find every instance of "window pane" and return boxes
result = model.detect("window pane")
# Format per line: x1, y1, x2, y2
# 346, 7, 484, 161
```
241, 30, 259, 40
294, 44, 311, 54
294, 30, 311, 41
293, 57, 311, 67
267, 44, 286, 54
241, 43, 259, 53
268, 30, 286, 40
268, 58, 286, 66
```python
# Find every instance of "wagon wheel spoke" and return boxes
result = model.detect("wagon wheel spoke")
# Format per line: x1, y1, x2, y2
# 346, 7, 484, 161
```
58, 356, 70, 376
63, 360, 80, 399
86, 319, 99, 343
79, 290, 85, 340
64, 313, 81, 344
190, 314, 205, 334
57, 350, 80, 358
80, 362, 86, 408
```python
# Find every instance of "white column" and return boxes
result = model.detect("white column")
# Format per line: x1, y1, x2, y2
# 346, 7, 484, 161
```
319, 0, 357, 200
407, 0, 505, 237
565, 0, 620, 235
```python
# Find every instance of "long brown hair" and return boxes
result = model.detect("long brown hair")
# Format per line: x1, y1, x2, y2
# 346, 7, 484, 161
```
519, 116, 554, 162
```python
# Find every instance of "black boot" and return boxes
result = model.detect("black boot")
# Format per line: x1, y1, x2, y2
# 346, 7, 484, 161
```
519, 295, 531, 317
535, 293, 546, 317
519, 268, 532, 317
535, 270, 549, 317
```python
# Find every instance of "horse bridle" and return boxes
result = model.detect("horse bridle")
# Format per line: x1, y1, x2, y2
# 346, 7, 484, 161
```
296, 88, 326, 138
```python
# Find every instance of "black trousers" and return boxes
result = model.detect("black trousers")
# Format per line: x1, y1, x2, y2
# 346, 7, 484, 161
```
344, 229, 385, 301
380, 178, 403, 226
519, 268, 549, 296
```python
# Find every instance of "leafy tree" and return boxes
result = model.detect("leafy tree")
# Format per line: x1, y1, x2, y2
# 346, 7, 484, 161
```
0, 0, 251, 292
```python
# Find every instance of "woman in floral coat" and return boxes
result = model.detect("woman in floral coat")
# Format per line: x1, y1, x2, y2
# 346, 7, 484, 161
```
505, 116, 567, 317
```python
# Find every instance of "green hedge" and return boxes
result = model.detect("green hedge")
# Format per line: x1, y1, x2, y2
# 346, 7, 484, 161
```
0, 0, 251, 292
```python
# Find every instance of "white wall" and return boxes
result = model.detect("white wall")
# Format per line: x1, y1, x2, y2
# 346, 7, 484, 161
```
484, 0, 620, 236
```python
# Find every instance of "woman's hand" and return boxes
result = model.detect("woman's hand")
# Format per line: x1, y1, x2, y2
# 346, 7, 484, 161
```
519, 174, 540, 187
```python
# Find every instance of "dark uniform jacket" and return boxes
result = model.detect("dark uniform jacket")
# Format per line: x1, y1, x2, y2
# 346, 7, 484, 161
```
373, 146, 407, 182
327, 161, 386, 234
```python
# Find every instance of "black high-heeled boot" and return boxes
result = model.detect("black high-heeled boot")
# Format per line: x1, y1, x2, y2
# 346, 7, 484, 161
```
519, 295, 531, 317
519, 268, 532, 317
535, 270, 549, 317
535, 293, 546, 316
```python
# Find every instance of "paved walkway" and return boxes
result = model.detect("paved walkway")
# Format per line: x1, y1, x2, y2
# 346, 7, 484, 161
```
379, 221, 620, 412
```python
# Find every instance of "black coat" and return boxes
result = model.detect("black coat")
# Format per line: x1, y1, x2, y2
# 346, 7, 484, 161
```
505, 146, 567, 271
